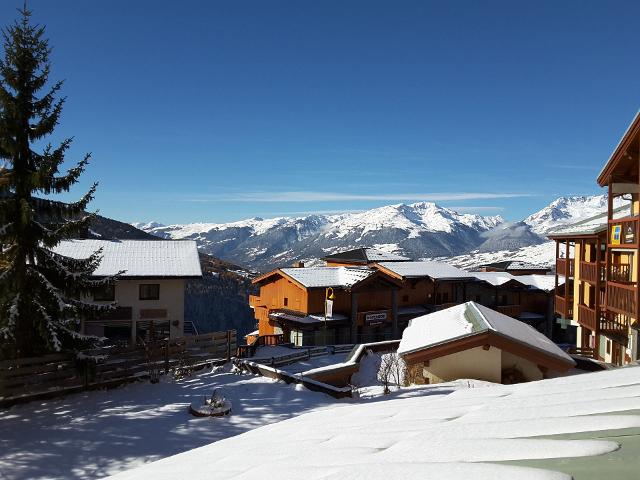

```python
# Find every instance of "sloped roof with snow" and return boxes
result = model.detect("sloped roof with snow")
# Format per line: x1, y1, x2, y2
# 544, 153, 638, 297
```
378, 261, 476, 280
280, 266, 374, 288
472, 272, 561, 291
547, 205, 629, 238
516, 274, 561, 292
472, 272, 521, 287
323, 247, 410, 263
480, 260, 548, 271
52, 239, 202, 278
398, 302, 574, 365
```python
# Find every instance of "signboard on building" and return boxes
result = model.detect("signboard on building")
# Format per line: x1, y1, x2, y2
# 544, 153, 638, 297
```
625, 224, 635, 244
611, 224, 622, 245
365, 311, 387, 326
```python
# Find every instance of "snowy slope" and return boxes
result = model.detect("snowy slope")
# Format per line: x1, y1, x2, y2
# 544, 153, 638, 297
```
106, 366, 640, 480
431, 242, 558, 270
137, 203, 504, 271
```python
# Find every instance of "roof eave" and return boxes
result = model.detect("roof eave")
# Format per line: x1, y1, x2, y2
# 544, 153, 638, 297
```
597, 110, 640, 186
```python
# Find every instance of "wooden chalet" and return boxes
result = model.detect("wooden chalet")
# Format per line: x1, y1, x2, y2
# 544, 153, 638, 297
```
250, 265, 404, 345
249, 252, 563, 347
548, 110, 640, 365
468, 272, 559, 339
372, 261, 478, 334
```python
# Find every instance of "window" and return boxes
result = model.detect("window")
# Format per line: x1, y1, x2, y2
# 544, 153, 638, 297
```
94, 284, 115, 301
283, 297, 289, 307
139, 284, 160, 300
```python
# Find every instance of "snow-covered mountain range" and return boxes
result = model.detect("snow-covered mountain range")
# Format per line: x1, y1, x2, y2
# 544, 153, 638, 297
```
133, 195, 612, 272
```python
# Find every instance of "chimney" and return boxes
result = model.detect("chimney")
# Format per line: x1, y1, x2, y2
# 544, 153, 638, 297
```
292, 261, 305, 268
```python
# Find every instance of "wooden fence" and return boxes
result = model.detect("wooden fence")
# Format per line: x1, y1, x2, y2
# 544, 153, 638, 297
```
0, 330, 237, 407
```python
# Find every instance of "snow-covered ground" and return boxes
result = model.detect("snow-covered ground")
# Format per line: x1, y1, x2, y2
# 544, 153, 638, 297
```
432, 241, 557, 270
0, 368, 339, 480
105, 365, 640, 480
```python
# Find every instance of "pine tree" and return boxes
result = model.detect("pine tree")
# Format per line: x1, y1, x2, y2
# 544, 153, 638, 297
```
0, 7, 112, 357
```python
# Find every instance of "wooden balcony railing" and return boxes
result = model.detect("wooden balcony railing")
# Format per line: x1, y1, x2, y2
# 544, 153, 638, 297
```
599, 311, 629, 337
579, 261, 601, 283
568, 346, 595, 358
577, 304, 598, 331
496, 305, 521, 318
606, 282, 636, 317
609, 264, 631, 283
249, 295, 261, 308
609, 216, 639, 248
555, 295, 574, 319
556, 258, 574, 277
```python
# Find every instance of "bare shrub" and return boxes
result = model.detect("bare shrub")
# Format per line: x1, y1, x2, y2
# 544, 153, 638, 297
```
378, 352, 407, 394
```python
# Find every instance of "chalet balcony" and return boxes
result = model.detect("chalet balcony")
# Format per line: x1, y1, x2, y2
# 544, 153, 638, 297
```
496, 304, 521, 318
577, 304, 598, 331
609, 263, 632, 283
555, 295, 574, 319
579, 261, 604, 284
606, 282, 636, 317
556, 258, 574, 278
599, 311, 629, 338
608, 216, 639, 248
249, 295, 261, 308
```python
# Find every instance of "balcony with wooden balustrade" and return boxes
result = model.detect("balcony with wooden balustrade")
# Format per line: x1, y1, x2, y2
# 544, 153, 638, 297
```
577, 304, 598, 331
609, 263, 631, 283
579, 261, 605, 284
599, 311, 629, 338
556, 258, 574, 278
606, 282, 636, 317
554, 295, 574, 319
249, 295, 262, 308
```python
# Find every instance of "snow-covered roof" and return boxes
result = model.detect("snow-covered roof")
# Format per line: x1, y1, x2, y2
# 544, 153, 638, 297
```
480, 260, 548, 271
398, 302, 574, 365
323, 247, 410, 263
547, 205, 628, 238
471, 272, 560, 291
52, 239, 202, 278
516, 274, 561, 292
269, 311, 349, 324
280, 266, 374, 288
597, 109, 640, 184
378, 261, 476, 280
472, 272, 520, 286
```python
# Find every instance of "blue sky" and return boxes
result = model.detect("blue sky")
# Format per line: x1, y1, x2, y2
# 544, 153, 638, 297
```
2, 1, 639, 224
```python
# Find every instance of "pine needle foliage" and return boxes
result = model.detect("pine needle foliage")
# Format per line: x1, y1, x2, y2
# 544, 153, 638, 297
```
0, 7, 114, 357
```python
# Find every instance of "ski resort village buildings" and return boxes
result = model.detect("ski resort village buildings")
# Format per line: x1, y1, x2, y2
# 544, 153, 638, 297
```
549, 111, 640, 366
249, 248, 561, 347
53, 239, 202, 345
398, 302, 575, 385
